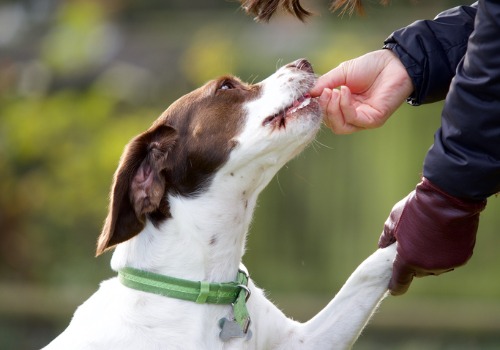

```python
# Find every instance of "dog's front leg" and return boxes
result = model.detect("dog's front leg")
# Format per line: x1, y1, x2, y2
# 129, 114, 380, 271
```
276, 243, 397, 350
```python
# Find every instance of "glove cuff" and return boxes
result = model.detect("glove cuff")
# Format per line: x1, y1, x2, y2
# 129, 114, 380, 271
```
419, 177, 487, 213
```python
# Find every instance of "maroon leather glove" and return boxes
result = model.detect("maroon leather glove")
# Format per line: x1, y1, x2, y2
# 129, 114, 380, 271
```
379, 177, 486, 296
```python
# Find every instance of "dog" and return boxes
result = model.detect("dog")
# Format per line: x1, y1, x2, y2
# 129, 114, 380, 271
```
43, 59, 396, 350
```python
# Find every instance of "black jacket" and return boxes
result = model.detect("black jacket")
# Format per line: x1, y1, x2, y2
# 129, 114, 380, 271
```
384, 0, 500, 201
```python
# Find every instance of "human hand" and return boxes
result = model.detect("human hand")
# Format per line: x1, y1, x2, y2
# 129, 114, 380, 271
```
378, 178, 486, 296
310, 49, 413, 134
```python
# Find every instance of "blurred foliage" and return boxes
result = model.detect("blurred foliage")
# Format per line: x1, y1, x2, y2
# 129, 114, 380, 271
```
41, 1, 109, 74
181, 25, 236, 86
0, 90, 153, 284
1, 0, 500, 348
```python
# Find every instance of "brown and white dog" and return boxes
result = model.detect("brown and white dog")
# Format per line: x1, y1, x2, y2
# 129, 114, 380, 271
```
43, 59, 396, 350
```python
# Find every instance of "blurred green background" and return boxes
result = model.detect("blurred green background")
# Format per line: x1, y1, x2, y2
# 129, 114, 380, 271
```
1, 0, 499, 349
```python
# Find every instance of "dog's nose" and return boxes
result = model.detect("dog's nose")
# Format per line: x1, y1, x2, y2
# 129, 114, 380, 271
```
287, 59, 313, 73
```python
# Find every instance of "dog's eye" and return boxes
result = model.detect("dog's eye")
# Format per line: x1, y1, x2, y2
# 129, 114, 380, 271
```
219, 80, 235, 91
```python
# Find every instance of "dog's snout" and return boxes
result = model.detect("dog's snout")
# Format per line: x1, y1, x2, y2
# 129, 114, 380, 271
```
287, 59, 313, 74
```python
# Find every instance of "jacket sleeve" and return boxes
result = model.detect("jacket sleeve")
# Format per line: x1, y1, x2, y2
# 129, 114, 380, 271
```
383, 3, 477, 105
423, 0, 500, 200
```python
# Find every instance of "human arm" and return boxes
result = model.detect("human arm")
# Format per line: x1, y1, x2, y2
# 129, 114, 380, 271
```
423, 0, 500, 200
311, 3, 477, 134
380, 0, 500, 295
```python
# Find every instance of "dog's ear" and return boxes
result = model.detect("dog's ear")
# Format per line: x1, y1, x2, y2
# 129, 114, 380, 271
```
96, 124, 177, 256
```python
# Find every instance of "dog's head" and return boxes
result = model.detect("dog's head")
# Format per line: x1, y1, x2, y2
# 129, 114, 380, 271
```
96, 59, 321, 255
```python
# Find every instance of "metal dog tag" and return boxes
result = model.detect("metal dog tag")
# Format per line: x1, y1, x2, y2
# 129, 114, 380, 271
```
218, 318, 252, 342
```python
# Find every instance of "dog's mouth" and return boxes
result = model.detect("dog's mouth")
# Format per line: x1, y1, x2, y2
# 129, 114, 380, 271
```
262, 94, 314, 129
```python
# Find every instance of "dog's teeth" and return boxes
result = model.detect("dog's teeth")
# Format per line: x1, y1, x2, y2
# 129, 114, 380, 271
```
299, 98, 311, 109
268, 96, 311, 124
294, 97, 311, 112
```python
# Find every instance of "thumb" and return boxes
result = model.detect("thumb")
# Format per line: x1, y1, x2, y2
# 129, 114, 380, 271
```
389, 255, 415, 296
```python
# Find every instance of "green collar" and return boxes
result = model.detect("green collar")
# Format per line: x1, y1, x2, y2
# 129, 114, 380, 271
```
118, 267, 251, 340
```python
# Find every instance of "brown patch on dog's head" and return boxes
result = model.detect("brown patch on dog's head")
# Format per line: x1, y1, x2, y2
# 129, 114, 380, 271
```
96, 76, 260, 255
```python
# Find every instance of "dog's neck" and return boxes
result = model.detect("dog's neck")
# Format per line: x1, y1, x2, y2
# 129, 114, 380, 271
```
110, 164, 277, 283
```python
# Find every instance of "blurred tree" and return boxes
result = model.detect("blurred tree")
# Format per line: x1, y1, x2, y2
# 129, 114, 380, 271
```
0, 91, 154, 283
181, 25, 236, 86
41, 1, 111, 75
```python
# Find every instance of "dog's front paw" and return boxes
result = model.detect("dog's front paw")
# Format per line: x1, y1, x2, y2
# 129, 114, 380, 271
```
379, 242, 397, 263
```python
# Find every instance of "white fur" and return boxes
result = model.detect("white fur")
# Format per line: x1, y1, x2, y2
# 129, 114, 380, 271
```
43, 62, 396, 350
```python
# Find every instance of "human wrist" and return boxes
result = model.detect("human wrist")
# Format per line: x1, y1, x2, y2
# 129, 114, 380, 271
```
380, 47, 414, 104
382, 43, 419, 105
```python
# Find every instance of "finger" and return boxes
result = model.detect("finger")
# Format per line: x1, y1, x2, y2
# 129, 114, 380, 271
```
339, 86, 382, 130
322, 89, 344, 132
319, 89, 334, 129
321, 88, 345, 131
310, 66, 347, 97
320, 88, 362, 134
333, 88, 363, 134
389, 255, 415, 296
338, 86, 359, 126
